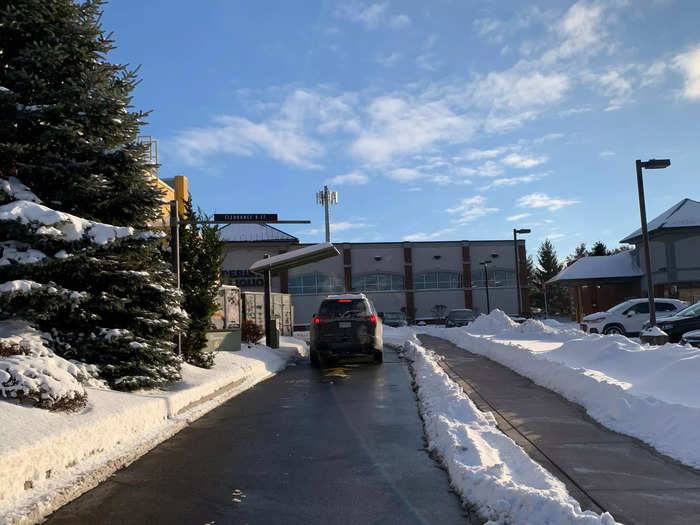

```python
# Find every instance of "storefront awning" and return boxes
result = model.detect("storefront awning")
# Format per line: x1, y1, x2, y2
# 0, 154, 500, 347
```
249, 242, 340, 274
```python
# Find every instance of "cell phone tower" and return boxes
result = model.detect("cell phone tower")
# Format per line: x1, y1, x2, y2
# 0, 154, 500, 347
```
316, 185, 338, 242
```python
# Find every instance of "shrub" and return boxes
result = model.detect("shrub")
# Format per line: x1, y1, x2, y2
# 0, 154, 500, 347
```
241, 319, 264, 344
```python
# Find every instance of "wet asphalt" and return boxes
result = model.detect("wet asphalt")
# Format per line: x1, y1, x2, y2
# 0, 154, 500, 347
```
44, 348, 470, 525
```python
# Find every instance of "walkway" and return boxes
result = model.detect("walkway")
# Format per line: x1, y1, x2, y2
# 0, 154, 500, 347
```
419, 334, 700, 525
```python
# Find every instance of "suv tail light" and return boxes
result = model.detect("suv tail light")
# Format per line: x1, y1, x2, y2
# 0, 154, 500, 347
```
314, 317, 320, 325
369, 315, 377, 323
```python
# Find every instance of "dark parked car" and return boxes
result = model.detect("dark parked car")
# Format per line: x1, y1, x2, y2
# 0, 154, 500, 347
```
381, 311, 407, 327
680, 329, 700, 348
310, 294, 383, 366
445, 309, 477, 327
644, 301, 700, 343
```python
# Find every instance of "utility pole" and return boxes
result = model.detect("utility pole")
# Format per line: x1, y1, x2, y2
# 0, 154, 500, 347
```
316, 185, 338, 242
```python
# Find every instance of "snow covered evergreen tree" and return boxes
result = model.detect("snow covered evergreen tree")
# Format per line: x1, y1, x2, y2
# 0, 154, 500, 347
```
0, 1, 187, 390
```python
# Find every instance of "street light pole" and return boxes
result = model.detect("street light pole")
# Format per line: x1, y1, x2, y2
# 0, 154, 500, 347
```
513, 228, 531, 317
480, 260, 491, 313
635, 158, 670, 328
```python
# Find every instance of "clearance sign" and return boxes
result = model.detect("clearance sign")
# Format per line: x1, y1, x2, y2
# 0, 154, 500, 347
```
214, 214, 278, 222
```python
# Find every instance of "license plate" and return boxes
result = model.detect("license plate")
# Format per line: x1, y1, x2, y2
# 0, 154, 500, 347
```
339, 322, 351, 328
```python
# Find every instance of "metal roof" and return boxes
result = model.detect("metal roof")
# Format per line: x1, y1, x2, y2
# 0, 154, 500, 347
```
547, 251, 643, 284
218, 223, 298, 243
620, 198, 700, 244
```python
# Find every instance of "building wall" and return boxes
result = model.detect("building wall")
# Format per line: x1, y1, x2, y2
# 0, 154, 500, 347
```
634, 230, 700, 294
220, 239, 527, 328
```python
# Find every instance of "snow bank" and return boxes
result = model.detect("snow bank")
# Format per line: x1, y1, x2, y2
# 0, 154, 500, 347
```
0, 322, 93, 409
0, 200, 133, 245
0, 339, 307, 524
429, 310, 700, 469
464, 308, 517, 334
403, 339, 617, 525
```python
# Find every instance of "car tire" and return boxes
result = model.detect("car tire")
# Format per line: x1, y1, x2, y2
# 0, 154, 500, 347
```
603, 324, 625, 336
310, 350, 321, 368
373, 351, 383, 364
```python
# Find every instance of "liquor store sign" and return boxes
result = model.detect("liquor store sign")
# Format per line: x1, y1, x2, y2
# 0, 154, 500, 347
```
214, 213, 278, 222
223, 269, 265, 288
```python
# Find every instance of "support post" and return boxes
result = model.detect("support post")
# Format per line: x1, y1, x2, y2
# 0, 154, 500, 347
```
263, 254, 272, 347
484, 265, 491, 314
636, 160, 657, 327
514, 230, 521, 316
323, 185, 331, 243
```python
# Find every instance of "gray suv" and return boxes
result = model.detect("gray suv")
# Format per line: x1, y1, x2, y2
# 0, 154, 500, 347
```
310, 294, 383, 366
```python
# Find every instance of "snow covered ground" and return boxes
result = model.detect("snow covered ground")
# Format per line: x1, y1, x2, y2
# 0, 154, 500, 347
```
401, 337, 617, 524
0, 338, 308, 525
385, 311, 700, 470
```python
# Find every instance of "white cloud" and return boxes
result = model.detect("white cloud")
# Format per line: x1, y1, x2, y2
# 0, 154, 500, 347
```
387, 168, 424, 182
473, 71, 570, 112
446, 195, 499, 224
174, 115, 324, 169
501, 152, 548, 168
479, 173, 548, 191
473, 18, 504, 43
389, 14, 411, 28
517, 192, 580, 211
600, 151, 615, 157
463, 146, 513, 161
326, 172, 369, 185
558, 106, 592, 116
377, 52, 401, 67
351, 96, 476, 163
673, 45, 700, 100
416, 53, 439, 71
542, 0, 609, 64
403, 227, 457, 241
544, 232, 566, 240
336, 2, 410, 31
331, 221, 370, 232
336, 2, 388, 29
583, 66, 636, 110
507, 213, 532, 221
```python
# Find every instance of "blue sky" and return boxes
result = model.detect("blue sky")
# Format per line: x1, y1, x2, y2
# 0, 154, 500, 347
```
103, 0, 700, 260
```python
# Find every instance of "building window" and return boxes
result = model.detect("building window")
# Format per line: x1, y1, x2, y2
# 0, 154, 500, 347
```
352, 272, 404, 292
471, 268, 516, 287
414, 271, 462, 290
289, 273, 344, 295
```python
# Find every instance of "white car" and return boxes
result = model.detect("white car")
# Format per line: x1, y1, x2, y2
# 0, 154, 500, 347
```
581, 298, 687, 336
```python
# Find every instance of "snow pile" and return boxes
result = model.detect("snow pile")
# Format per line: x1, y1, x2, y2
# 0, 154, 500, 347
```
0, 200, 133, 245
464, 309, 518, 334
403, 339, 617, 525
0, 339, 307, 523
0, 321, 93, 409
432, 310, 700, 468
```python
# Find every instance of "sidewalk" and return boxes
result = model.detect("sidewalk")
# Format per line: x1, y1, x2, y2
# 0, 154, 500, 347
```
418, 334, 700, 525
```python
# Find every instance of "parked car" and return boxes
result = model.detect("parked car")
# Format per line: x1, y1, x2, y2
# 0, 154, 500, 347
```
580, 298, 687, 336
310, 294, 383, 366
381, 311, 407, 327
680, 329, 700, 348
645, 302, 700, 343
445, 308, 477, 327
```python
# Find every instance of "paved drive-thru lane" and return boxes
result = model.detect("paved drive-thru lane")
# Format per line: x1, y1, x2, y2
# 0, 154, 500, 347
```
46, 349, 469, 525
418, 334, 700, 525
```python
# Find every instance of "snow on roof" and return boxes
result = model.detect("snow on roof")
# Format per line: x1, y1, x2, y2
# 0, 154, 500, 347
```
620, 198, 700, 243
218, 223, 298, 242
547, 251, 643, 284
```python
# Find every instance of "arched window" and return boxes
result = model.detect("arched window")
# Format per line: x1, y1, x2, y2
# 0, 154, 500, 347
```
471, 268, 516, 287
414, 271, 462, 290
352, 272, 404, 292
289, 273, 344, 295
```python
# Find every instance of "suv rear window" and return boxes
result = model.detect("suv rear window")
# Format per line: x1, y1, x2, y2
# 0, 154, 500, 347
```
319, 299, 368, 317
